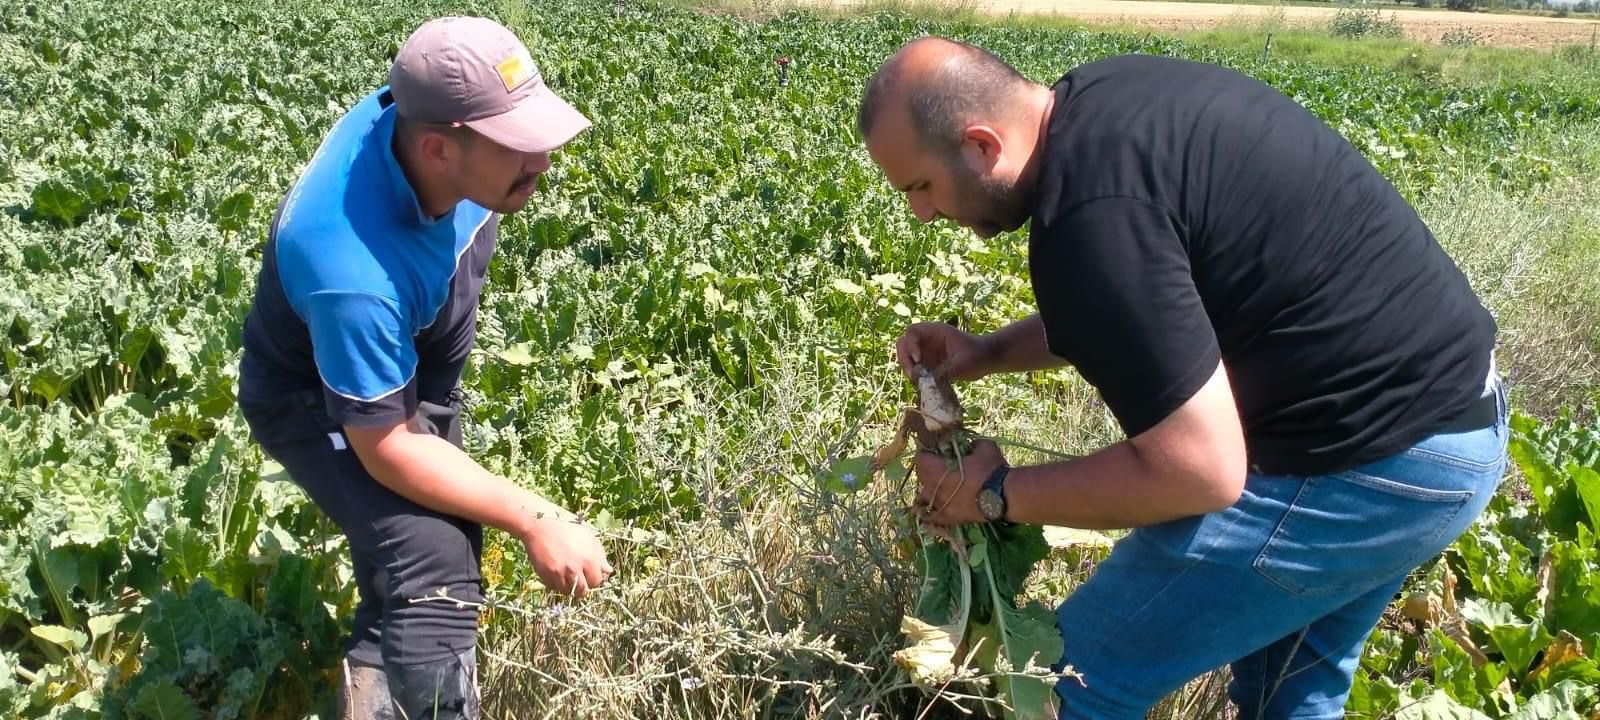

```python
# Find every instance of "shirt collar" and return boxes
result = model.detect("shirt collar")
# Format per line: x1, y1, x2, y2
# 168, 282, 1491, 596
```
373, 92, 453, 229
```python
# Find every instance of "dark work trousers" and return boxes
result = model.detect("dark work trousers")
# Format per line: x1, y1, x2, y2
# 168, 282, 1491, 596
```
239, 388, 482, 719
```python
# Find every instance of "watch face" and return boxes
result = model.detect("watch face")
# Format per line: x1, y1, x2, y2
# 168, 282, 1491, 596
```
978, 489, 1003, 520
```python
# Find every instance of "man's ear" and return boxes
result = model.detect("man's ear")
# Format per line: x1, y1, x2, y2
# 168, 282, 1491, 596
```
959, 125, 1004, 174
415, 130, 453, 168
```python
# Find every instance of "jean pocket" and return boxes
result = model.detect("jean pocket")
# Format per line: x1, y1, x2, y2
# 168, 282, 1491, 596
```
1251, 470, 1475, 597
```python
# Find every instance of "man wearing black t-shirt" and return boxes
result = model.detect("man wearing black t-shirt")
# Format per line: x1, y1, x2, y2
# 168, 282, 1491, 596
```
858, 38, 1508, 717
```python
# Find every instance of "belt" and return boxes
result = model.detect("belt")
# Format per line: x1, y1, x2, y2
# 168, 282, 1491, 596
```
1436, 385, 1500, 435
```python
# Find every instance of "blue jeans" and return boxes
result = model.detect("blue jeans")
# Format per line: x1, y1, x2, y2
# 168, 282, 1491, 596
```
1053, 376, 1509, 719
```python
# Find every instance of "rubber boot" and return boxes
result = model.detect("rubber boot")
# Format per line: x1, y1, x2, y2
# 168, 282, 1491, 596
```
339, 656, 398, 720
387, 649, 480, 720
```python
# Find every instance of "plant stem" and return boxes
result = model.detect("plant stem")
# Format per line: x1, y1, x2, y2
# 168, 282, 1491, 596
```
979, 434, 1077, 461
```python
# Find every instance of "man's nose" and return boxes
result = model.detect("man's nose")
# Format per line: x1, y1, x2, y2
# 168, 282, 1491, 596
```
908, 194, 937, 224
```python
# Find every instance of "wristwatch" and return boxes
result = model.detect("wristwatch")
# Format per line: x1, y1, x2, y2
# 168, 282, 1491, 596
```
977, 464, 1010, 523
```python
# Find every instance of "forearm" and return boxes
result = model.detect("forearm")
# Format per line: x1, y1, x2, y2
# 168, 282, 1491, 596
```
1004, 442, 1231, 529
355, 431, 568, 537
980, 315, 1067, 376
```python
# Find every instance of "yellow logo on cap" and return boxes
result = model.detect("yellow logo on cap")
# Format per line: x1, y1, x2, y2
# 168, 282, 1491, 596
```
496, 50, 536, 92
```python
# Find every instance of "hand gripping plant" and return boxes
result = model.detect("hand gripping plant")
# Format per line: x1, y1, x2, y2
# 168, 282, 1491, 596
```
824, 365, 1073, 720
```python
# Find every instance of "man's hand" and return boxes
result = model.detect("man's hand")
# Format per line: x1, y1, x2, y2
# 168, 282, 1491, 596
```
344, 420, 618, 599
912, 438, 1008, 526
895, 322, 995, 382
520, 516, 613, 599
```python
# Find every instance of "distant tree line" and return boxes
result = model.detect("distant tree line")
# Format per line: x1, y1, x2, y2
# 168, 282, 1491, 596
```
1386, 0, 1597, 12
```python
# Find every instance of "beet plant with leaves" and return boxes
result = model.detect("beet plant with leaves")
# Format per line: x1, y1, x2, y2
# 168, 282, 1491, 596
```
823, 365, 1071, 720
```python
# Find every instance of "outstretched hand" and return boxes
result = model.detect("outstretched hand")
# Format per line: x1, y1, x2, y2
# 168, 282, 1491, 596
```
520, 516, 614, 599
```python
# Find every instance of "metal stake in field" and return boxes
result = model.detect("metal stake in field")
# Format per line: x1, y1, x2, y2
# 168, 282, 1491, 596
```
1262, 32, 1274, 63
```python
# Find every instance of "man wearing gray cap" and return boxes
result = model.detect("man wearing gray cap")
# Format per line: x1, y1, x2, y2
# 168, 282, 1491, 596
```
236, 16, 607, 719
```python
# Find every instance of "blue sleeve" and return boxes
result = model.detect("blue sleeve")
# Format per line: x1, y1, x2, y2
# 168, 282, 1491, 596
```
301, 289, 417, 427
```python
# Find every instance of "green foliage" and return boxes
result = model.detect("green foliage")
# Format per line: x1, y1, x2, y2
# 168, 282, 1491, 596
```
1443, 28, 1486, 49
3, 0, 1599, 716
897, 523, 1063, 719
1329, 7, 1404, 40
965, 524, 1063, 720
29, 180, 88, 227
1354, 407, 1600, 718
0, 398, 347, 717
104, 579, 280, 720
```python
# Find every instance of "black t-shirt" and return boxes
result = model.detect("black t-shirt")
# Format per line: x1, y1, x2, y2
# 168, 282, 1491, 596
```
1028, 54, 1496, 475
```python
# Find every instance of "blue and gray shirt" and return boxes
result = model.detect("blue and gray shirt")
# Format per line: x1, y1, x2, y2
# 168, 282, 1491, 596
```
239, 86, 498, 427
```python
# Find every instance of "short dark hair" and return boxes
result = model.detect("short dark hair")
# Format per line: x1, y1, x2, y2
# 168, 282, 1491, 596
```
393, 112, 479, 148
857, 38, 1033, 155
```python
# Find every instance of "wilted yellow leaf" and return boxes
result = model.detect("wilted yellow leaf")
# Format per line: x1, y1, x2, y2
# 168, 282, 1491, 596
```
1536, 549, 1555, 618
1526, 630, 1587, 684
1042, 526, 1115, 550
893, 615, 963, 686
870, 411, 912, 473
482, 544, 504, 588
1407, 564, 1488, 665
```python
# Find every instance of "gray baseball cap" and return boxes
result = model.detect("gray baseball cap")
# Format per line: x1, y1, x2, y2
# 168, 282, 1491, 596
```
388, 16, 591, 153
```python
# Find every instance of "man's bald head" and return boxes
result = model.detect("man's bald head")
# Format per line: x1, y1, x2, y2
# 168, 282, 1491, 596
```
857, 37, 1034, 156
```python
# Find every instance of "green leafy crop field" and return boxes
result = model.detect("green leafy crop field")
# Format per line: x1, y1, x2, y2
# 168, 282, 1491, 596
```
1, 0, 1597, 717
